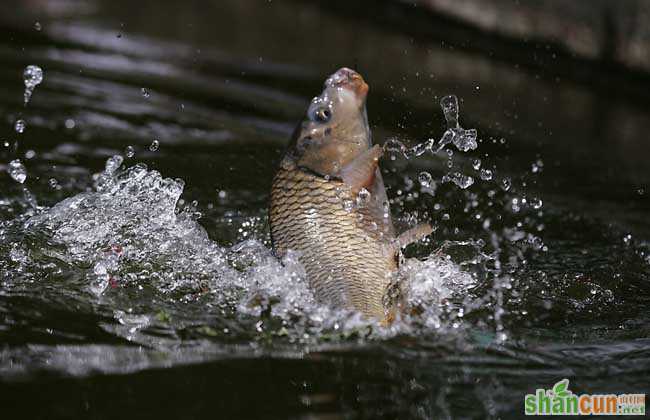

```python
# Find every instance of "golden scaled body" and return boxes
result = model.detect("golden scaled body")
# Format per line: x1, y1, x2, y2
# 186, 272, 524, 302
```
270, 161, 396, 319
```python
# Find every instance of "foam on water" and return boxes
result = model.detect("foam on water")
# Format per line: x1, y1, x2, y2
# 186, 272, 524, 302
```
5, 155, 478, 343
23, 160, 237, 298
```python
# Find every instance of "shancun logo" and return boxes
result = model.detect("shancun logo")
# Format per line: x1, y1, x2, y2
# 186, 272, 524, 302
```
524, 379, 645, 416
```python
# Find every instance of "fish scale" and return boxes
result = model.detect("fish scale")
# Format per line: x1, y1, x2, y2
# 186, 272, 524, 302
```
270, 164, 396, 318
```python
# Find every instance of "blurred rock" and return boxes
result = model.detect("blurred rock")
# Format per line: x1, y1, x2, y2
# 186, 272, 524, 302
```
407, 0, 650, 72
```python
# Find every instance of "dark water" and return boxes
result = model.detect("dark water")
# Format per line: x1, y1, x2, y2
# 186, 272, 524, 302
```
1, 1, 649, 419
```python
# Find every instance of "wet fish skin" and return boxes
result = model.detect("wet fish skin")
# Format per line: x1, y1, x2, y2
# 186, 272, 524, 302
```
270, 157, 396, 319
269, 67, 431, 320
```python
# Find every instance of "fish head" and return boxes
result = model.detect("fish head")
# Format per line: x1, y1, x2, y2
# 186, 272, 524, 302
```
288, 67, 371, 177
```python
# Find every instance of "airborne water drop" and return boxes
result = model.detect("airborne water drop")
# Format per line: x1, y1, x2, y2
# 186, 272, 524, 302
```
23, 65, 44, 105
8, 159, 27, 184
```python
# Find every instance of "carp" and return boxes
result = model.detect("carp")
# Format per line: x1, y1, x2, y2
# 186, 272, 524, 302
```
269, 67, 431, 321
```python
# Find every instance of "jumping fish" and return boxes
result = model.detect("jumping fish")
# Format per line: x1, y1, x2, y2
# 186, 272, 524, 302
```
269, 67, 432, 321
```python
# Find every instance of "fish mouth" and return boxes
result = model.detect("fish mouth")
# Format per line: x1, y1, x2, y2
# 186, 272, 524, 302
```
325, 67, 369, 99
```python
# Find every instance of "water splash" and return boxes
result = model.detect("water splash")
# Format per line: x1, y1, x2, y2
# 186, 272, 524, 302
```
8, 159, 27, 183
23, 65, 44, 105
3, 158, 479, 343
500, 177, 512, 191
384, 95, 478, 162
14, 119, 26, 133
479, 169, 493, 181
437, 95, 478, 153
23, 159, 236, 298
443, 172, 474, 189
418, 171, 433, 188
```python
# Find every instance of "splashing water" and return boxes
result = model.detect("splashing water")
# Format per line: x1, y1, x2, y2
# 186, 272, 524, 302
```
3, 156, 479, 343
8, 159, 27, 183
384, 96, 478, 195
418, 171, 433, 188
379, 92, 552, 344
23, 65, 44, 105
442, 172, 474, 189
479, 168, 493, 180
0, 75, 544, 352
14, 119, 26, 133
22, 158, 236, 296
437, 95, 478, 152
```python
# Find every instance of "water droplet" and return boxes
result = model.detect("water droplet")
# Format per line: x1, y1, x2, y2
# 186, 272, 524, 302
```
14, 119, 26, 133
104, 155, 123, 175
530, 197, 543, 209
383, 138, 407, 155
418, 171, 433, 188
64, 118, 76, 129
34, 21, 42, 31
501, 177, 512, 191
637, 188, 645, 196
453, 128, 478, 152
23, 65, 43, 105
472, 159, 481, 170
409, 138, 434, 157
443, 172, 474, 189
149, 139, 160, 152
24, 65, 43, 88
440, 95, 459, 128
623, 234, 632, 245
8, 159, 27, 183
48, 178, 59, 189
125, 146, 135, 158
141, 88, 150, 98
356, 188, 371, 207
437, 129, 454, 150
511, 197, 521, 213
24, 150, 36, 159
531, 160, 544, 173
480, 168, 492, 181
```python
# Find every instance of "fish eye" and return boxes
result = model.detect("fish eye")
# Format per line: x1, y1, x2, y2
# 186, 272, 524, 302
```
310, 107, 331, 123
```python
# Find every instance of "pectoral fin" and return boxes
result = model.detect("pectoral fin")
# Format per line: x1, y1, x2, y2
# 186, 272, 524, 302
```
395, 223, 433, 249
339, 145, 383, 195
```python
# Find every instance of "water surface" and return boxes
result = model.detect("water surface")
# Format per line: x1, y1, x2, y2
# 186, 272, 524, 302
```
1, 1, 649, 418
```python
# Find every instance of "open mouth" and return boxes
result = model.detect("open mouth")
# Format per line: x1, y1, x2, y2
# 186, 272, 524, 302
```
326, 67, 369, 98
